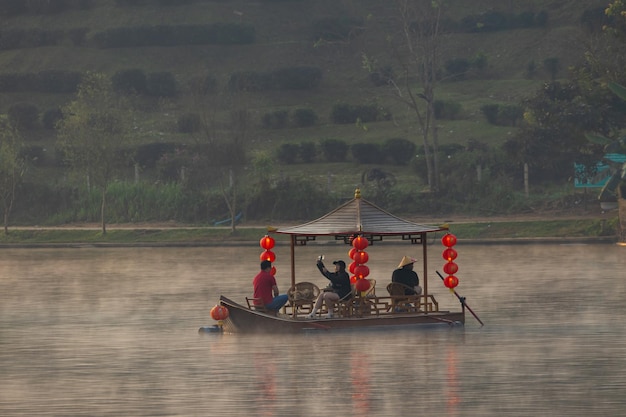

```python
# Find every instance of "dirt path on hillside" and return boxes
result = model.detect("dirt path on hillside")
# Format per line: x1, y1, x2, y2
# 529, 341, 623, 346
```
17, 207, 616, 230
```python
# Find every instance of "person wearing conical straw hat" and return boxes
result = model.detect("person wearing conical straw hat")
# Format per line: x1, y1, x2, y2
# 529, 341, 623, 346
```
392, 256, 422, 296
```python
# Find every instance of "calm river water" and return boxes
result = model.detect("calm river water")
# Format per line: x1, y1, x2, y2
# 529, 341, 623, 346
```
1, 242, 625, 416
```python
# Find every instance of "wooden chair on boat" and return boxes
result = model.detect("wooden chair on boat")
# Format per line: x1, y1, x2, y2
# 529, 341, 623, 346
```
334, 286, 356, 317
386, 282, 420, 313
246, 297, 268, 313
351, 279, 378, 316
287, 282, 320, 317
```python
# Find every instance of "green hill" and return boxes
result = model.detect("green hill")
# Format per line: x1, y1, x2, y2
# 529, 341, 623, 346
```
0, 0, 613, 223
0, 0, 605, 141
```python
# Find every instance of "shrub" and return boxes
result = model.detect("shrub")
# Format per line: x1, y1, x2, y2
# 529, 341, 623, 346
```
211, 23, 255, 45
543, 57, 560, 81
470, 52, 488, 72
114, 0, 145, 5
383, 138, 416, 165
580, 7, 608, 33
480, 103, 523, 126
433, 100, 462, 120
38, 70, 82, 93
516, 11, 536, 28
299, 142, 316, 163
7, 103, 39, 130
42, 107, 63, 130
351, 142, 383, 164
0, 71, 80, 93
535, 10, 548, 27
189, 74, 217, 95
262, 110, 289, 129
444, 58, 470, 79
0, 28, 63, 49
20, 145, 47, 166
0, 73, 44, 91
276, 143, 300, 164
227, 71, 267, 92
526, 60, 537, 79
312, 17, 363, 42
92, 23, 255, 48
68, 27, 89, 45
228, 67, 322, 92
270, 66, 322, 90
292, 108, 318, 127
0, 0, 27, 16
135, 142, 177, 169
157, 0, 193, 5
480, 104, 500, 125
330, 103, 379, 124
112, 69, 147, 94
34, 0, 72, 14
177, 113, 201, 133
498, 105, 523, 127
369, 65, 394, 87
319, 139, 348, 162
146, 72, 177, 97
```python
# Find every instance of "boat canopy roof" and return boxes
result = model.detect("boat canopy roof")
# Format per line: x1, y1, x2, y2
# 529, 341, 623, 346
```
272, 189, 446, 240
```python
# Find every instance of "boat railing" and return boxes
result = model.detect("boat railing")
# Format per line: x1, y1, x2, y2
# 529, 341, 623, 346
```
282, 293, 440, 318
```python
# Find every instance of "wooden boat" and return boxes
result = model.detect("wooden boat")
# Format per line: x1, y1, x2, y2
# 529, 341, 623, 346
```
207, 189, 480, 334
216, 295, 465, 333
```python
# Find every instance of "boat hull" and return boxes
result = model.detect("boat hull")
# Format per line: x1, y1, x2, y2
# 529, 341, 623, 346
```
218, 296, 465, 334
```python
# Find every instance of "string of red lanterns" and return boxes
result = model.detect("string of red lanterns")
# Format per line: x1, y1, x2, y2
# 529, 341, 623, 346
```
350, 235, 371, 295
260, 235, 277, 275
441, 233, 459, 290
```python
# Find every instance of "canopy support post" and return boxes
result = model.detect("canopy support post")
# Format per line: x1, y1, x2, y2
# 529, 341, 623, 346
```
422, 232, 428, 297
290, 235, 296, 288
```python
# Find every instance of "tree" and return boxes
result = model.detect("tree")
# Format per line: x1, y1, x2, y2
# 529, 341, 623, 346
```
363, 0, 446, 192
0, 120, 25, 233
587, 83, 626, 241
56, 72, 136, 234
584, 2, 626, 241
183, 86, 251, 233
505, 78, 616, 184
215, 108, 251, 233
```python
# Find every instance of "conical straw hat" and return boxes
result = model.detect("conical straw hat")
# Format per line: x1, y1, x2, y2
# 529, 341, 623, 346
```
397, 256, 416, 268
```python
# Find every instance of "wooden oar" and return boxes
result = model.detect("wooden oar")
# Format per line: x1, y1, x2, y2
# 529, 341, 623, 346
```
436, 270, 484, 327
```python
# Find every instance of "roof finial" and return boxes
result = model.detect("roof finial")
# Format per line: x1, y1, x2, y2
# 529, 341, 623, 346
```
355, 188, 361, 199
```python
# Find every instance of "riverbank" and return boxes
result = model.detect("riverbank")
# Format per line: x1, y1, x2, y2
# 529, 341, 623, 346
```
0, 212, 620, 247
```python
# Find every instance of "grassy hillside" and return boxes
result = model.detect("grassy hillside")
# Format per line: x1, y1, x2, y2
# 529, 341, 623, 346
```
0, 1, 604, 130
0, 0, 612, 217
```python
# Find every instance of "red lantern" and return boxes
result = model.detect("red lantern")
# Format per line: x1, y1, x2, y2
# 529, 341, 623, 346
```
270, 266, 277, 276
260, 250, 276, 263
441, 233, 457, 247
442, 248, 458, 262
352, 236, 369, 250
354, 264, 370, 279
210, 305, 229, 321
260, 235, 275, 250
349, 261, 358, 274
355, 278, 371, 293
350, 275, 357, 284
444, 275, 459, 289
443, 261, 459, 275
353, 250, 369, 264
349, 247, 358, 260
